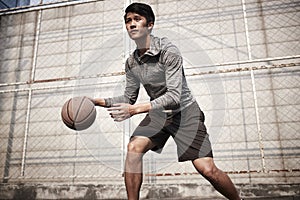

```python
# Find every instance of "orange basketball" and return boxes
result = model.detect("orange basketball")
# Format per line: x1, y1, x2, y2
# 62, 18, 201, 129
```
61, 96, 96, 130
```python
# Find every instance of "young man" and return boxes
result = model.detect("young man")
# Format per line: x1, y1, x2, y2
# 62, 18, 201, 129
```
92, 3, 241, 200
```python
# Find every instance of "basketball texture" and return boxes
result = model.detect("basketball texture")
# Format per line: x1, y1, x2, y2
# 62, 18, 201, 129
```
61, 96, 96, 130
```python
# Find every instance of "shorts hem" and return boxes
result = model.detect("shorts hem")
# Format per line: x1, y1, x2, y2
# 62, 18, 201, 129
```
178, 151, 214, 162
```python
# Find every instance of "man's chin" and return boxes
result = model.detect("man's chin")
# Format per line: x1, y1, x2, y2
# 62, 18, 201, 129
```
129, 35, 140, 40
129, 35, 150, 43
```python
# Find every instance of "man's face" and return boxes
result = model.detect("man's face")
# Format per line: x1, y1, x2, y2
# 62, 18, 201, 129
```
125, 12, 153, 40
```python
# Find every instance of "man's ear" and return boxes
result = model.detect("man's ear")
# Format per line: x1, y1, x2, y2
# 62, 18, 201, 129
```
148, 22, 154, 31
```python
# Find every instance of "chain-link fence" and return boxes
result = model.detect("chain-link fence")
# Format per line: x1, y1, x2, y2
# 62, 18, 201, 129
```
0, 0, 299, 186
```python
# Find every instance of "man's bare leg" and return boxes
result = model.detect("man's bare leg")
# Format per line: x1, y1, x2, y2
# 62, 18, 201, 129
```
124, 163, 142, 200
193, 157, 241, 200
125, 136, 155, 200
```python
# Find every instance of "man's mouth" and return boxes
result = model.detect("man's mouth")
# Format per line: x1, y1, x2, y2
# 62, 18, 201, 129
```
130, 30, 139, 34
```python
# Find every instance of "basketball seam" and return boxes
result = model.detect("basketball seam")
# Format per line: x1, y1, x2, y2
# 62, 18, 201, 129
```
76, 97, 95, 123
75, 110, 96, 128
74, 97, 85, 124
66, 99, 75, 128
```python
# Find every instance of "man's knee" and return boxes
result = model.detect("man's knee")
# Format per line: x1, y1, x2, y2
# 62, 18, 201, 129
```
193, 158, 219, 179
127, 136, 154, 154
127, 141, 143, 154
201, 165, 219, 179
126, 138, 152, 166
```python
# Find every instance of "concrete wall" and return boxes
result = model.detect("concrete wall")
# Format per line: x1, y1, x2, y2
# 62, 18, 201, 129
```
0, 183, 300, 199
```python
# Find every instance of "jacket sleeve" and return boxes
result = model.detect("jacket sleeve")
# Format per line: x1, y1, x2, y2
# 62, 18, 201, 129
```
150, 44, 183, 110
104, 60, 140, 107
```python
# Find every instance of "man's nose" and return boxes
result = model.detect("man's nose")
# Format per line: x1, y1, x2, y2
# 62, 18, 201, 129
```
130, 21, 136, 29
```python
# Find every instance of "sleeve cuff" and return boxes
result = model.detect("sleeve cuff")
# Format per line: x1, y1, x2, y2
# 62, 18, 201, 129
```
104, 98, 112, 108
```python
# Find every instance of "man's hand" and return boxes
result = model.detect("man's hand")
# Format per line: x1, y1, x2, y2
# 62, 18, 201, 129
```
107, 103, 134, 122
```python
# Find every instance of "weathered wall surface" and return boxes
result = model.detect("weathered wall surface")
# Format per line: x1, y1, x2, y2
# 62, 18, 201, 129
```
0, 183, 300, 199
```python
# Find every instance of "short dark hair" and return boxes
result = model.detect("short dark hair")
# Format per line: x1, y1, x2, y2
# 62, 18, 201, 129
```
124, 3, 155, 24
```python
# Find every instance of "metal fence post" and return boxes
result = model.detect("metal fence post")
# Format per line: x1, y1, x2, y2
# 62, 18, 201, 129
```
241, 0, 266, 173
20, 8, 43, 177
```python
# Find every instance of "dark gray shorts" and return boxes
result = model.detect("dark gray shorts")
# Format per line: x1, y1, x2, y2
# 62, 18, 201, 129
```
132, 101, 213, 162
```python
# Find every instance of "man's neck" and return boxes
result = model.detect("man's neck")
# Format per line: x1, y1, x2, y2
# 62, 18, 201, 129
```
135, 34, 151, 56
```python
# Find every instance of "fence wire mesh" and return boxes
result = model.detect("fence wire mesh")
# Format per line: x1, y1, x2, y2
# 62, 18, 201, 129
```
0, 0, 299, 186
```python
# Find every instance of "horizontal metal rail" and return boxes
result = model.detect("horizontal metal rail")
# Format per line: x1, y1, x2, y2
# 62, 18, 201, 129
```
0, 62, 298, 94
0, 56, 299, 89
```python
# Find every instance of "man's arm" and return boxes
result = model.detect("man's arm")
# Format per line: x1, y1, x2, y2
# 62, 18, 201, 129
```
91, 97, 151, 122
93, 98, 106, 107
107, 102, 151, 122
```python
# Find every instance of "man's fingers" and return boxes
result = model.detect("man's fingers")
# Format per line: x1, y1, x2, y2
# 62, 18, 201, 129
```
107, 107, 121, 112
106, 103, 130, 122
